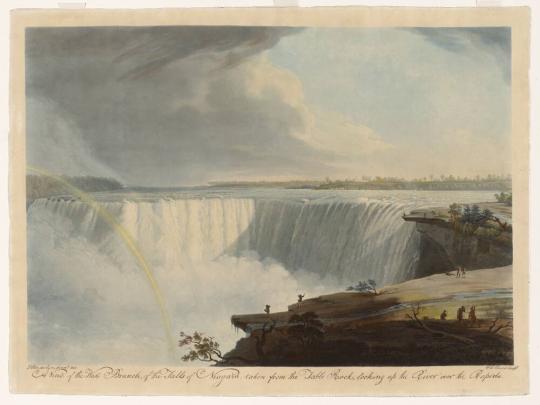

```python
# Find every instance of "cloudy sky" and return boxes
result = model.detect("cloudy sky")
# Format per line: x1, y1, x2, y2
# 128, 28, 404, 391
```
26, 26, 511, 186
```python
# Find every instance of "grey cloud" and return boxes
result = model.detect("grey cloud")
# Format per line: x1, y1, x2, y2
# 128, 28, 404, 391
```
27, 26, 301, 80
115, 26, 302, 80
407, 27, 511, 82
26, 26, 332, 186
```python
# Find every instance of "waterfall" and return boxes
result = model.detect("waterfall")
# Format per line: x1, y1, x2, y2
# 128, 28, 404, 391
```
25, 190, 497, 365
249, 199, 420, 284
28, 196, 420, 285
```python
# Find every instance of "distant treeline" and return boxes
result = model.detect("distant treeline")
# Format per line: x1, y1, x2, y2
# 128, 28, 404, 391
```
314, 180, 511, 191
210, 175, 512, 191
27, 174, 123, 200
210, 180, 323, 189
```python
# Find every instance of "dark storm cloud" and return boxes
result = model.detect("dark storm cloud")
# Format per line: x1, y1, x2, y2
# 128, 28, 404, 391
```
114, 26, 302, 80
25, 26, 328, 186
26, 26, 301, 79
408, 27, 511, 82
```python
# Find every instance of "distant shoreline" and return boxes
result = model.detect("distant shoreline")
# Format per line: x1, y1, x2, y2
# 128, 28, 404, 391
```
26, 174, 124, 202
208, 179, 511, 192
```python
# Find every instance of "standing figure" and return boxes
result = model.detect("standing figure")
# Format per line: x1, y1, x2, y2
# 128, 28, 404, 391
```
440, 310, 448, 320
468, 306, 477, 325
297, 294, 305, 303
457, 305, 466, 322
264, 304, 271, 315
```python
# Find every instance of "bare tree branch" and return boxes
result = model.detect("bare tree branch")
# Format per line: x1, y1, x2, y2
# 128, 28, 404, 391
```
491, 321, 512, 335
406, 305, 474, 345
487, 318, 499, 333
487, 318, 512, 335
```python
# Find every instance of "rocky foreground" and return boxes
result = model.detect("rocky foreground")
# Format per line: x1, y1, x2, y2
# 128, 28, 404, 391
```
223, 266, 513, 366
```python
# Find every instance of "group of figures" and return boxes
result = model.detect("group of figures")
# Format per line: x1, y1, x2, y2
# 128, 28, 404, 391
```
264, 294, 306, 314
440, 305, 477, 324
455, 265, 467, 278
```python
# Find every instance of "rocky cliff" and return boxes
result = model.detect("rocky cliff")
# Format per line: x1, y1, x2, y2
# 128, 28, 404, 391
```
223, 267, 513, 367
414, 222, 512, 277
403, 203, 512, 277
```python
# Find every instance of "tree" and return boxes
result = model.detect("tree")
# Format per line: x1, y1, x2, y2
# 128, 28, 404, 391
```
487, 318, 512, 335
479, 206, 509, 232
457, 204, 498, 235
448, 203, 462, 224
470, 204, 482, 223
494, 192, 512, 206
486, 307, 512, 335
461, 205, 472, 223
179, 331, 224, 363
179, 331, 256, 365
481, 208, 494, 221
405, 304, 474, 344
346, 279, 377, 294
450, 202, 510, 234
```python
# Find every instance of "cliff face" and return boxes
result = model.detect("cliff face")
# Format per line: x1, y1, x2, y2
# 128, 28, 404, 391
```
223, 267, 513, 367
414, 221, 512, 277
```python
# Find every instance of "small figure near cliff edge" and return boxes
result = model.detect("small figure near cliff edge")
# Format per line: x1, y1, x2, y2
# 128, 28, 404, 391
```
440, 310, 447, 320
264, 304, 271, 315
298, 294, 305, 303
456, 265, 466, 278
468, 306, 477, 325
457, 305, 466, 322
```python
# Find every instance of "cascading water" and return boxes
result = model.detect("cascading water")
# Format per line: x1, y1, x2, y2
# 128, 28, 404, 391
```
248, 199, 420, 284
26, 190, 497, 365
28, 197, 420, 286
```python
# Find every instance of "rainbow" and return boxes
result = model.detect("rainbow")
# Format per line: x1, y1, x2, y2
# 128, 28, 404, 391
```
26, 165, 175, 352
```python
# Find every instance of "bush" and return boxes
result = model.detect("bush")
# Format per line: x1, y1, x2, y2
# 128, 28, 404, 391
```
346, 279, 377, 294
494, 192, 512, 206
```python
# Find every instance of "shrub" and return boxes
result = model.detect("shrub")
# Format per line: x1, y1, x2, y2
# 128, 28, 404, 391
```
494, 192, 512, 206
346, 279, 377, 294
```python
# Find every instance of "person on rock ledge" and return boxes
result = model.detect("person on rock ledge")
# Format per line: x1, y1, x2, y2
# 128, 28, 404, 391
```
457, 305, 466, 322
468, 305, 477, 325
